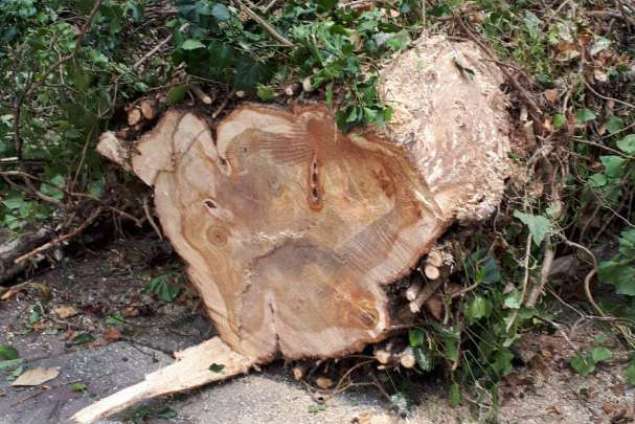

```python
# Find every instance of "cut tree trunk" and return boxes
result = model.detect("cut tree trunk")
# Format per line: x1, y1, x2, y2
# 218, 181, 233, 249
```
73, 35, 510, 423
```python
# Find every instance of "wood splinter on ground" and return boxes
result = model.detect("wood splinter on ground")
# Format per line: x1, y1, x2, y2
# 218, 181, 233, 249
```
72, 35, 510, 423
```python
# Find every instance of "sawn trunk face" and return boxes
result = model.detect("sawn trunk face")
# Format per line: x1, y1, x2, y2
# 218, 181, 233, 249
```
125, 105, 446, 361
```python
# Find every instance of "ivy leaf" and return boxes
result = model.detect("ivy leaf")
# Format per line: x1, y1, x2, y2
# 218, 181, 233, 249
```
414, 347, 434, 372
181, 39, 206, 50
491, 349, 514, 376
464, 295, 492, 322
408, 328, 424, 347
256, 84, 275, 101
600, 155, 626, 178
211, 4, 231, 21
208, 363, 225, 372
575, 108, 597, 123
570, 353, 595, 375
606, 116, 624, 134
0, 346, 19, 361
513, 211, 551, 246
598, 260, 635, 296
553, 113, 566, 129
70, 382, 87, 392
588, 173, 608, 188
166, 85, 187, 105
590, 346, 612, 363
616, 134, 635, 155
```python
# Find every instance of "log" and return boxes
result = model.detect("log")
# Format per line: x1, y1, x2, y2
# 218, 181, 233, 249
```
76, 35, 510, 422
0, 228, 55, 284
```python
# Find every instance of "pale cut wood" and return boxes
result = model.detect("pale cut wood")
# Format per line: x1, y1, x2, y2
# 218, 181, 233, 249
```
425, 251, 443, 268
91, 34, 511, 420
423, 264, 440, 280
71, 337, 254, 424
102, 105, 449, 361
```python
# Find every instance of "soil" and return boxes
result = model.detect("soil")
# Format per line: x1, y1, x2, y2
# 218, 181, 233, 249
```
0, 234, 633, 423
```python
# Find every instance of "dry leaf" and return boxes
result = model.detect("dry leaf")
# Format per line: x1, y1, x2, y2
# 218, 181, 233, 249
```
103, 328, 122, 343
543, 89, 559, 104
53, 305, 79, 319
11, 367, 60, 386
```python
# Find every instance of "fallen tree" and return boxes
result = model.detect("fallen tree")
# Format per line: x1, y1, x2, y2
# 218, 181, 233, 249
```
73, 36, 510, 423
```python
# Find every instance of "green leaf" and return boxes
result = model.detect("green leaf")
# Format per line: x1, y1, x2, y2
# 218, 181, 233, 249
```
208, 363, 225, 372
503, 289, 523, 309
448, 382, 462, 407
386, 30, 410, 51
606, 116, 624, 134
590, 346, 612, 363
491, 349, 514, 376
181, 39, 205, 50
570, 353, 595, 375
105, 313, 125, 326
72, 333, 95, 345
625, 359, 635, 385
600, 155, 626, 178
0, 345, 19, 361
414, 347, 434, 372
256, 84, 275, 101
40, 175, 65, 201
553, 113, 566, 129
598, 260, 635, 296
211, 4, 231, 21
575, 108, 597, 124
70, 382, 87, 392
464, 295, 492, 322
588, 173, 608, 188
408, 328, 424, 347
145, 273, 181, 302
616, 134, 635, 155
0, 358, 23, 371
513, 211, 552, 246
166, 85, 187, 105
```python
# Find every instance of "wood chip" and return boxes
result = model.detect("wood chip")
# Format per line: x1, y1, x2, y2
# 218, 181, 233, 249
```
12, 367, 60, 386
139, 100, 157, 120
127, 108, 142, 126
425, 251, 443, 268
292, 365, 305, 381
315, 376, 333, 389
53, 305, 79, 319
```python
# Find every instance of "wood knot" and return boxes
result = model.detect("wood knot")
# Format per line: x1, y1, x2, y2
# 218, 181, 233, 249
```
206, 225, 228, 246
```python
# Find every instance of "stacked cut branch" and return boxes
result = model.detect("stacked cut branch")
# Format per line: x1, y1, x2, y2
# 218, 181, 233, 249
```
72, 35, 510, 423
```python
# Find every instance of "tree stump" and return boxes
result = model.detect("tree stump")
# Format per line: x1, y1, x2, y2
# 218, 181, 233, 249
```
73, 35, 510, 423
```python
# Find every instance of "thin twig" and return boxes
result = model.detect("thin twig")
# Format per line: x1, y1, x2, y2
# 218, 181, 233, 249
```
526, 240, 555, 308
583, 78, 635, 109
143, 195, 163, 240
133, 33, 173, 70
234, 0, 294, 47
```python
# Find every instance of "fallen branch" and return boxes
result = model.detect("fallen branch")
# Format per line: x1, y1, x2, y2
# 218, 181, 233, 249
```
14, 207, 104, 264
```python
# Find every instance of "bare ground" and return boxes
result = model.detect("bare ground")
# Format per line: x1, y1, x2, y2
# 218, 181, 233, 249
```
0, 235, 633, 423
